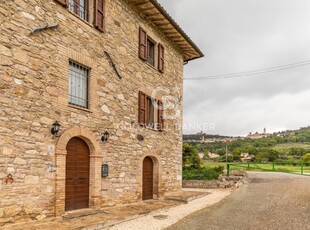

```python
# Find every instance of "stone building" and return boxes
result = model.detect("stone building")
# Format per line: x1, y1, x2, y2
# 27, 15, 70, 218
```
0, 0, 203, 225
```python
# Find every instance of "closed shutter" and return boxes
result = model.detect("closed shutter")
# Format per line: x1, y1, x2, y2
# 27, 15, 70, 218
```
139, 91, 147, 125
158, 44, 164, 72
55, 0, 68, 6
94, 0, 105, 32
139, 28, 147, 60
158, 100, 164, 131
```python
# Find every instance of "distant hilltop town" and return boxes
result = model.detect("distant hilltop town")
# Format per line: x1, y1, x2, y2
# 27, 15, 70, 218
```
183, 131, 235, 143
183, 128, 296, 143
246, 128, 269, 139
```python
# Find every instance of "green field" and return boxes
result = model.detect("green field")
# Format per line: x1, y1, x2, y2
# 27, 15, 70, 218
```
272, 143, 310, 150
202, 161, 310, 174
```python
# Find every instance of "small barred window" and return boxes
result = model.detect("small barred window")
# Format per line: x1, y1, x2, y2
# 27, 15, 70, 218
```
68, 61, 90, 109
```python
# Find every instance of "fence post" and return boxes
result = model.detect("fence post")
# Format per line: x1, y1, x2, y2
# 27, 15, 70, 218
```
301, 163, 304, 175
227, 164, 230, 177
272, 163, 275, 171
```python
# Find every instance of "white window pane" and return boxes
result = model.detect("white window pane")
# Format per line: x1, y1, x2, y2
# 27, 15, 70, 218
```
69, 0, 74, 12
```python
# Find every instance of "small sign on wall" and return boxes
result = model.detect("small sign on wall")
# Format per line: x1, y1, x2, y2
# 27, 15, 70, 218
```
102, 164, 109, 177
48, 145, 55, 154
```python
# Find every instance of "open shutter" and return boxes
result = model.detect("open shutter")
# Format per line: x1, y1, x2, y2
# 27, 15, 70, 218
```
139, 28, 147, 60
158, 44, 164, 72
158, 100, 164, 131
55, 0, 68, 6
94, 0, 105, 32
139, 91, 147, 125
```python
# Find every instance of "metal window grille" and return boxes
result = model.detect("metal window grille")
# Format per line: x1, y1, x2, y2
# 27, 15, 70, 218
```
68, 0, 88, 21
68, 61, 89, 109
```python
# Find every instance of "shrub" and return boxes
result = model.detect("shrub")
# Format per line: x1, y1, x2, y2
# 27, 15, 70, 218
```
183, 165, 224, 180
301, 153, 310, 166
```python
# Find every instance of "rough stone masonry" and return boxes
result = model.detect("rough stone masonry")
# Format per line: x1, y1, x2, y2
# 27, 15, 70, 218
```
0, 0, 203, 225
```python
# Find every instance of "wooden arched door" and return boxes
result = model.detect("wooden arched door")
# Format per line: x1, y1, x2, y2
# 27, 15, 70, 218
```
142, 157, 153, 200
65, 137, 90, 211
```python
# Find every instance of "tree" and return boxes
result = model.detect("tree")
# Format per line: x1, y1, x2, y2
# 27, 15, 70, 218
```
182, 143, 201, 169
256, 149, 279, 162
288, 148, 307, 158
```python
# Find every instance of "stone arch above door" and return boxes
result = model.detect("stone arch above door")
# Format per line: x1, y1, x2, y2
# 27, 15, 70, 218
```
54, 126, 102, 215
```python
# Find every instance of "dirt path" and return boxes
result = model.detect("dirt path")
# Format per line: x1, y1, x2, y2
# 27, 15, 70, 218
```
166, 172, 310, 230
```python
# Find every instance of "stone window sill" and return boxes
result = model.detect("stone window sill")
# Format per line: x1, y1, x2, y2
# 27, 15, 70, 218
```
67, 10, 94, 30
146, 61, 159, 72
140, 124, 164, 133
68, 104, 92, 113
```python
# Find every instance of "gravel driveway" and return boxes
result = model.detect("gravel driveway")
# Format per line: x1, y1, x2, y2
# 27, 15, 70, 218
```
167, 172, 310, 230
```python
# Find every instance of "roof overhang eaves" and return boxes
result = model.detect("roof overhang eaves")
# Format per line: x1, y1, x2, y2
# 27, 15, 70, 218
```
131, 0, 204, 62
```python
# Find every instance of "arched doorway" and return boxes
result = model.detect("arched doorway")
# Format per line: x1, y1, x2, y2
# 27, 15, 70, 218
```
142, 157, 154, 200
65, 137, 90, 211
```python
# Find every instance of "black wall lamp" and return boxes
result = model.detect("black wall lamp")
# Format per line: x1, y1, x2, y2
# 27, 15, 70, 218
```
51, 121, 61, 136
101, 131, 109, 142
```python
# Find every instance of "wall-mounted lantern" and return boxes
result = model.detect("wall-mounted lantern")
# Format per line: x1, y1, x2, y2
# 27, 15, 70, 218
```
51, 121, 61, 136
101, 131, 109, 142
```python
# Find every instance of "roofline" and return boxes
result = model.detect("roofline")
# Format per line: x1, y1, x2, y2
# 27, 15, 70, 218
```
148, 0, 204, 61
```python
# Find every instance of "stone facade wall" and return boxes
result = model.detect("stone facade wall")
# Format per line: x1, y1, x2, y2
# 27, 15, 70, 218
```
0, 0, 184, 225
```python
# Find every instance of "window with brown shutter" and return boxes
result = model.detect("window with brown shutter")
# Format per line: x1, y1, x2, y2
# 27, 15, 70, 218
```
139, 91, 147, 125
139, 28, 147, 61
158, 100, 164, 131
55, 0, 68, 6
139, 28, 165, 72
138, 91, 164, 131
94, 0, 105, 32
158, 44, 164, 72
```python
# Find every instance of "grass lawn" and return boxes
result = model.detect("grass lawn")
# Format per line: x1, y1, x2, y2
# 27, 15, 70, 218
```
202, 160, 310, 174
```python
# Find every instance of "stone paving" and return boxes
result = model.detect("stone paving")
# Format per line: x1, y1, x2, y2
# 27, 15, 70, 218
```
2, 190, 208, 230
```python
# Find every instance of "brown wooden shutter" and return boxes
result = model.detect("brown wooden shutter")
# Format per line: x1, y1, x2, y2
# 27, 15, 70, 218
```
158, 100, 164, 131
55, 0, 68, 6
158, 44, 164, 72
139, 28, 147, 60
94, 0, 105, 32
139, 91, 147, 125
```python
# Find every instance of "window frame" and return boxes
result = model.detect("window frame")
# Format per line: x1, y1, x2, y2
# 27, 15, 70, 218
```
146, 36, 156, 67
68, 60, 90, 109
68, 0, 89, 21
146, 96, 155, 128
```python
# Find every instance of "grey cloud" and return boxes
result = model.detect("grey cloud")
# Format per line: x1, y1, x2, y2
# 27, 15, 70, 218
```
158, 0, 310, 135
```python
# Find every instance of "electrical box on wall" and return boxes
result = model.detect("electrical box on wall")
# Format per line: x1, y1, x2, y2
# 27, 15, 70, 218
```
102, 164, 108, 177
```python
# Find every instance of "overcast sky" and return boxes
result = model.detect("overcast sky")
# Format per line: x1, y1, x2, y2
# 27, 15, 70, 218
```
158, 0, 310, 136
